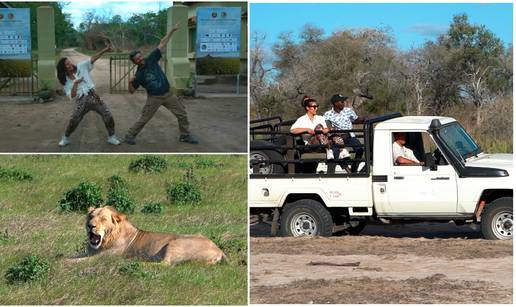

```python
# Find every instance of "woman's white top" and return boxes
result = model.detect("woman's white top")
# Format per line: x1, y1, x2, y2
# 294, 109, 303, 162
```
63, 59, 95, 99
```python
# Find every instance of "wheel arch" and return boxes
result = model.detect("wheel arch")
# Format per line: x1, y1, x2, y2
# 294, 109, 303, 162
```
283, 193, 326, 210
479, 189, 513, 205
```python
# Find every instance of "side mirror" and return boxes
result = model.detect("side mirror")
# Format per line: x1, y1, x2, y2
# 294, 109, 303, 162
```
425, 153, 437, 171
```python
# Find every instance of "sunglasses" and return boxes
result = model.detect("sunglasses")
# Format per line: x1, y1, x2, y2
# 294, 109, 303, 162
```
308, 104, 319, 109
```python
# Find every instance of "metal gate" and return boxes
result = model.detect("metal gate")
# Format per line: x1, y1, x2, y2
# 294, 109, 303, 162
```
109, 54, 167, 93
0, 58, 39, 96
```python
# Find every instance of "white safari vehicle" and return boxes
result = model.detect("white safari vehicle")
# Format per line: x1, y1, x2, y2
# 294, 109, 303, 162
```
249, 113, 513, 240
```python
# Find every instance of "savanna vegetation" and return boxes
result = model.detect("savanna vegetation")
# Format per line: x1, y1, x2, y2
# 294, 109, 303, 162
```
0, 155, 247, 305
7, 2, 168, 53
251, 14, 513, 152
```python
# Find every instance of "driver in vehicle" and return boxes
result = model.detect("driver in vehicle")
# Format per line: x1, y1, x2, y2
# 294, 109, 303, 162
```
392, 132, 424, 165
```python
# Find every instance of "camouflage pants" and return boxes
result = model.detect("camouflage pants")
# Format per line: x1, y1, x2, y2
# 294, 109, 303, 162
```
65, 90, 115, 137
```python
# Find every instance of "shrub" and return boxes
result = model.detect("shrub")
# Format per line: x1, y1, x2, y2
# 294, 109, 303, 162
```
171, 160, 193, 169
106, 191, 136, 214
5, 255, 50, 284
196, 57, 240, 75
167, 168, 202, 205
58, 182, 103, 212
194, 158, 220, 168
0, 166, 33, 181
141, 202, 164, 214
106, 175, 136, 214
107, 175, 128, 190
119, 261, 150, 277
128, 156, 168, 174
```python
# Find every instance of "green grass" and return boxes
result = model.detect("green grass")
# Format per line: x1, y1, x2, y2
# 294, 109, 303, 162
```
0, 155, 247, 305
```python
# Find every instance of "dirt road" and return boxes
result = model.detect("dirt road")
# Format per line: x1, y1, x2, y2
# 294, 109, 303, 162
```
0, 49, 247, 153
250, 222, 513, 304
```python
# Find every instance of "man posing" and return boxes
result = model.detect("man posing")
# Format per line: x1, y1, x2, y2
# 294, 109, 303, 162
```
323, 94, 365, 172
125, 23, 198, 145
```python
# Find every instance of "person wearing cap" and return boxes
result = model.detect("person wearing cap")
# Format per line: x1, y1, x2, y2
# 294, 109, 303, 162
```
323, 94, 365, 172
125, 23, 198, 145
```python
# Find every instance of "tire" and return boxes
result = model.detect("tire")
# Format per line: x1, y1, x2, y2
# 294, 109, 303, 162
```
280, 199, 333, 237
481, 197, 513, 240
250, 141, 286, 175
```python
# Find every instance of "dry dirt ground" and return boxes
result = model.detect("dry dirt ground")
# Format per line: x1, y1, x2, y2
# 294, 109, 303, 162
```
0, 49, 247, 153
250, 222, 513, 304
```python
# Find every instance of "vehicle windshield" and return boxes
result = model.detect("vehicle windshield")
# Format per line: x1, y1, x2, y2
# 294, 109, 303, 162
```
438, 122, 482, 161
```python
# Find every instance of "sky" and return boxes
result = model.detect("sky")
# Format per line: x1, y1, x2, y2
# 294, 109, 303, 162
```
250, 3, 513, 51
61, 1, 170, 28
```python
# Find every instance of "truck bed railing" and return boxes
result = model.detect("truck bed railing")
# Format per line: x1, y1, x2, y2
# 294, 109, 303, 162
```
249, 112, 402, 177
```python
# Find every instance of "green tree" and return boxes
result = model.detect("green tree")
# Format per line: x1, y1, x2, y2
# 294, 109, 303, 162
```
438, 14, 506, 126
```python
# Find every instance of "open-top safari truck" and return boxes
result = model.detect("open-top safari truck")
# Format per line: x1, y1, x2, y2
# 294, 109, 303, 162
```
250, 113, 513, 239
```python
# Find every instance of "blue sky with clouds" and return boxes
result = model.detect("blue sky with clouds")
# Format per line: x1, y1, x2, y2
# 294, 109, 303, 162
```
250, 3, 513, 51
62, 1, 170, 28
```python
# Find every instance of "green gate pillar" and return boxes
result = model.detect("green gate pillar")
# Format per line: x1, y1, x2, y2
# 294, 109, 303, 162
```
37, 6, 56, 91
166, 5, 190, 95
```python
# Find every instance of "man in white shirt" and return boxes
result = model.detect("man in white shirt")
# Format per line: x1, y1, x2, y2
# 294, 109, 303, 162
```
392, 132, 424, 165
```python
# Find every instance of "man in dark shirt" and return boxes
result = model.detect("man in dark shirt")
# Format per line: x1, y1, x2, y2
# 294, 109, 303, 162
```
125, 23, 198, 145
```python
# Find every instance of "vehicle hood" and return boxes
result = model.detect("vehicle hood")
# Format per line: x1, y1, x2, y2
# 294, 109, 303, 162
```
465, 153, 513, 174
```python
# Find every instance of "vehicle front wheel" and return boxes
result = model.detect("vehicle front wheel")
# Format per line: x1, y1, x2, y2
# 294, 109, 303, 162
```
481, 197, 513, 240
280, 199, 333, 237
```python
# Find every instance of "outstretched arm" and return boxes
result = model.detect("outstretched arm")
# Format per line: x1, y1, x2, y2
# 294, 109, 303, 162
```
91, 41, 113, 64
128, 76, 136, 94
158, 23, 180, 52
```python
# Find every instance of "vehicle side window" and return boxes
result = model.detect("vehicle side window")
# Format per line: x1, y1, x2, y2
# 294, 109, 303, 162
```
422, 132, 449, 165
392, 132, 423, 166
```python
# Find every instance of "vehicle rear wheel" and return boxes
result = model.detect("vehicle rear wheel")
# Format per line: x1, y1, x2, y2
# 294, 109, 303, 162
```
280, 199, 333, 237
481, 197, 513, 240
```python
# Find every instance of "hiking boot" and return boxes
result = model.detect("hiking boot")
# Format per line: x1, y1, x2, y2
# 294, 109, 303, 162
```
107, 135, 121, 145
58, 136, 70, 147
179, 134, 199, 144
124, 135, 136, 145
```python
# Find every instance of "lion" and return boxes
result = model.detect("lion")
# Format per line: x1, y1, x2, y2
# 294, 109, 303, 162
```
75, 206, 226, 265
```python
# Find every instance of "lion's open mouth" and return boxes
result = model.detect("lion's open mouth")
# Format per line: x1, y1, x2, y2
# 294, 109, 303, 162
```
89, 232, 102, 248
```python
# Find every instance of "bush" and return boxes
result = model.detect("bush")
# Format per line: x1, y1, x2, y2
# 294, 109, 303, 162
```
167, 168, 202, 205
119, 261, 150, 277
108, 175, 128, 190
5, 255, 49, 284
106, 191, 136, 214
106, 175, 136, 214
141, 202, 164, 214
58, 182, 103, 212
129, 156, 168, 174
196, 57, 240, 75
194, 158, 220, 168
0, 166, 33, 181
171, 160, 193, 169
